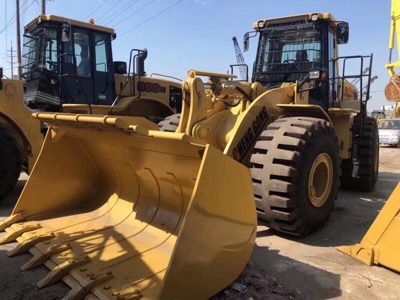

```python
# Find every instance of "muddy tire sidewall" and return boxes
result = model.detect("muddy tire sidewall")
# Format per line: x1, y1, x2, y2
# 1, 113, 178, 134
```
0, 126, 22, 200
251, 117, 340, 237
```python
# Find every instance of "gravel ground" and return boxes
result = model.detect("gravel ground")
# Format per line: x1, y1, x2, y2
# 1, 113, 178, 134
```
212, 262, 302, 300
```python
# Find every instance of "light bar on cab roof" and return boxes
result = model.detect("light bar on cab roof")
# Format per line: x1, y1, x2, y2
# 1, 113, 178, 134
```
257, 20, 265, 28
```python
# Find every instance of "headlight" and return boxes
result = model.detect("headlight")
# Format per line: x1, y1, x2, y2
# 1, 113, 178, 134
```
309, 70, 320, 79
257, 20, 265, 28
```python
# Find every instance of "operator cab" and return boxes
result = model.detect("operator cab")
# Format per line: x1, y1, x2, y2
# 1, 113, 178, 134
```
244, 13, 371, 111
22, 15, 116, 110
252, 19, 325, 86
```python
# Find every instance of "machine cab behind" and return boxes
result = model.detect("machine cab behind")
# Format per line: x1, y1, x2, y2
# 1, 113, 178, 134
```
23, 15, 116, 110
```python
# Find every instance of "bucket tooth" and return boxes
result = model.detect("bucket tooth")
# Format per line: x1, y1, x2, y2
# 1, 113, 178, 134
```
0, 224, 42, 245
37, 256, 91, 288
21, 243, 71, 271
337, 244, 374, 266
0, 211, 28, 232
7, 233, 55, 257
115, 288, 142, 300
62, 272, 113, 300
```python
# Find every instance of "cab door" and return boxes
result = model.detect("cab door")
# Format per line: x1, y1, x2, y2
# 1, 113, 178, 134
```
60, 29, 94, 104
93, 32, 115, 105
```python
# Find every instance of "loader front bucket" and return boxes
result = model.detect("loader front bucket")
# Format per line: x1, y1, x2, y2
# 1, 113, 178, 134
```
0, 113, 257, 300
337, 183, 400, 272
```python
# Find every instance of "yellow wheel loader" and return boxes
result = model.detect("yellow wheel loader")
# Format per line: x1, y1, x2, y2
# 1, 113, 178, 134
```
0, 15, 183, 200
161, 13, 379, 234
0, 13, 379, 299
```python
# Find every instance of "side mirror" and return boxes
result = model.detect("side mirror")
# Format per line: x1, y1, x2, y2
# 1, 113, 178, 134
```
243, 31, 258, 52
114, 61, 127, 75
62, 21, 71, 42
337, 22, 349, 44
243, 32, 250, 52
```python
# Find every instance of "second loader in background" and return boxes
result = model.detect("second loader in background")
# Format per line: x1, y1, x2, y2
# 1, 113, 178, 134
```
0, 15, 182, 201
0, 12, 379, 299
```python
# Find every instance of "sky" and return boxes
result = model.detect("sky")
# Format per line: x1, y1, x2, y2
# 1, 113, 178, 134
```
0, 0, 395, 111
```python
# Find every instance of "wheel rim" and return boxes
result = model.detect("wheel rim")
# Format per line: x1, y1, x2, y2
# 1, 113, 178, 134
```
308, 153, 333, 208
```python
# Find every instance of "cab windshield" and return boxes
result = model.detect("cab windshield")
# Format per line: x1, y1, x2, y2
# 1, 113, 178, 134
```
22, 27, 58, 77
254, 22, 323, 86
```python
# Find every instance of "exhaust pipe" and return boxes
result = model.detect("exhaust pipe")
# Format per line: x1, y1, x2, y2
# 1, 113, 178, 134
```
136, 48, 147, 76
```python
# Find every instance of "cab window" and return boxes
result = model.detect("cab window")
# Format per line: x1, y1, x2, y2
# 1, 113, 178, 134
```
74, 31, 91, 77
95, 33, 108, 72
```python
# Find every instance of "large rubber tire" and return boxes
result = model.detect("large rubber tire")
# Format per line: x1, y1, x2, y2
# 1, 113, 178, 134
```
250, 117, 340, 237
341, 116, 379, 191
158, 113, 181, 132
0, 126, 22, 200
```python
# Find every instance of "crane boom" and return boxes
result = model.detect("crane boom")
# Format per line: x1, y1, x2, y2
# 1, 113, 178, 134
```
385, 0, 400, 101
386, 0, 400, 76
232, 36, 247, 80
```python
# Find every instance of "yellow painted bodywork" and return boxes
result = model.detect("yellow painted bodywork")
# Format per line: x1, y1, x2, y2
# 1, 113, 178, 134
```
62, 75, 180, 117
174, 69, 357, 163
178, 70, 295, 163
0, 10, 371, 298
396, 102, 400, 118
253, 12, 337, 30
385, 0, 400, 101
386, 0, 400, 77
337, 184, 400, 272
2, 15, 363, 294
0, 13, 182, 175
0, 79, 43, 173
0, 112, 256, 299
1, 66, 357, 299
0, 74, 181, 174
327, 109, 356, 160
25, 15, 115, 35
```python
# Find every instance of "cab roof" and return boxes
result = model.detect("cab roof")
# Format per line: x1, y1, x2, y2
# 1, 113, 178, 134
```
24, 15, 115, 35
253, 13, 338, 30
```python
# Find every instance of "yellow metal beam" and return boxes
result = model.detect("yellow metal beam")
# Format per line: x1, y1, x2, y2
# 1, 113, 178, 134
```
387, 0, 400, 77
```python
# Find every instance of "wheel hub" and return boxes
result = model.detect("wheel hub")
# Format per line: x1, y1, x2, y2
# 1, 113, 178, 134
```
308, 153, 333, 208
